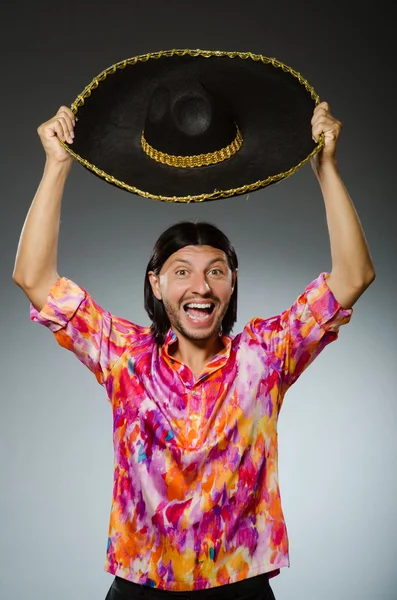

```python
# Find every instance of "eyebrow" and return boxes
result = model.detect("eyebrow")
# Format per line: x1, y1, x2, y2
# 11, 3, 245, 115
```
169, 257, 228, 267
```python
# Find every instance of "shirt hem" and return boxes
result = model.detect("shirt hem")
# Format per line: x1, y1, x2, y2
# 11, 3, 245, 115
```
104, 560, 290, 591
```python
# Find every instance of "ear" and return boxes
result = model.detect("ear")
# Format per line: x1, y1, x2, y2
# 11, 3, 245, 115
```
231, 268, 238, 292
148, 271, 162, 300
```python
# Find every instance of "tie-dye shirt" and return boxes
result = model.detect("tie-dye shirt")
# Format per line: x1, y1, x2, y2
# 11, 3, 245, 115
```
30, 272, 351, 591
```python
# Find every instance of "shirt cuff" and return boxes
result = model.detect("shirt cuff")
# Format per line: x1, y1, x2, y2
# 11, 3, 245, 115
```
305, 272, 353, 330
30, 277, 86, 332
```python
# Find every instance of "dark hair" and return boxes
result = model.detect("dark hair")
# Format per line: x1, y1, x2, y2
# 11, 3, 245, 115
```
144, 221, 238, 345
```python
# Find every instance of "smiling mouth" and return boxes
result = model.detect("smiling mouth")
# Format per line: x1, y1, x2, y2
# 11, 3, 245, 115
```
183, 302, 215, 322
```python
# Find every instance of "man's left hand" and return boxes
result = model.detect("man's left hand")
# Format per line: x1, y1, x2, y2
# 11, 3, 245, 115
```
311, 101, 342, 169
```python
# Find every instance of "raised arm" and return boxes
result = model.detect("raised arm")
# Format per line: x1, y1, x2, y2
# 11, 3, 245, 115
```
311, 102, 375, 308
12, 106, 76, 311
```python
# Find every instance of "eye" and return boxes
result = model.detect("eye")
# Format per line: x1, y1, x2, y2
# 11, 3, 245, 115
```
175, 269, 188, 276
209, 268, 222, 276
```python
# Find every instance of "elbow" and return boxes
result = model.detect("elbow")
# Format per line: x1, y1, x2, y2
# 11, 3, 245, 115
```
12, 269, 25, 288
335, 265, 376, 290
12, 269, 58, 292
362, 266, 376, 288
12, 268, 32, 290
329, 265, 376, 308
349, 258, 376, 289
351, 267, 376, 297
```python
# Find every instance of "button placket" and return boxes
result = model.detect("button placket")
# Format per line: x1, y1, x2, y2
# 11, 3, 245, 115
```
189, 386, 202, 421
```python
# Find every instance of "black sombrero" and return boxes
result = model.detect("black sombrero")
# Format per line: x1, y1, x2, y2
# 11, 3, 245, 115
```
61, 49, 323, 203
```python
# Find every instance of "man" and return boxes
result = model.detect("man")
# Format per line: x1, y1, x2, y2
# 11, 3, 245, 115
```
13, 102, 375, 600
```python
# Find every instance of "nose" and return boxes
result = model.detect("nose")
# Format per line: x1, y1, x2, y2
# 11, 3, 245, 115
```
190, 272, 211, 295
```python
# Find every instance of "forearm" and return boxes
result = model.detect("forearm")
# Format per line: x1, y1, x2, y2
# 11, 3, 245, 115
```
314, 159, 375, 287
13, 159, 71, 288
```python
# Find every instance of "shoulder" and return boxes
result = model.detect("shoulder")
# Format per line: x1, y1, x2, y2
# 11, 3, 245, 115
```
231, 315, 285, 353
243, 315, 284, 339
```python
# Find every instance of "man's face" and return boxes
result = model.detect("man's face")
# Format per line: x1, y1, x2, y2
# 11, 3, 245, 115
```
149, 245, 237, 342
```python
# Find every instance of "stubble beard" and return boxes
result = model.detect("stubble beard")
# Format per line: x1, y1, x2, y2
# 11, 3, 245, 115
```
163, 298, 229, 342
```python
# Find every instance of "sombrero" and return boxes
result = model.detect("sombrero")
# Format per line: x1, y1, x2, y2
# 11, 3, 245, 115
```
60, 49, 323, 203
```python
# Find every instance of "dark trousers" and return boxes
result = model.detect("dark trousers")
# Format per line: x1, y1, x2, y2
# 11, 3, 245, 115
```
105, 573, 276, 600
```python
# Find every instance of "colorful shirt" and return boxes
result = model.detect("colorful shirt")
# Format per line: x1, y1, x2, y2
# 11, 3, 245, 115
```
30, 272, 352, 591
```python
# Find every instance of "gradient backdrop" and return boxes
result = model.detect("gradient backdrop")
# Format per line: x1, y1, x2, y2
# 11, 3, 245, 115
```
1, 2, 395, 599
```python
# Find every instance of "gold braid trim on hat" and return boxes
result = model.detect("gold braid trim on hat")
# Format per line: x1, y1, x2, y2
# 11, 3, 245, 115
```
141, 126, 243, 168
63, 48, 325, 203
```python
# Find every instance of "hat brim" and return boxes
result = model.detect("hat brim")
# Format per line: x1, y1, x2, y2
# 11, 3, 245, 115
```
61, 49, 324, 203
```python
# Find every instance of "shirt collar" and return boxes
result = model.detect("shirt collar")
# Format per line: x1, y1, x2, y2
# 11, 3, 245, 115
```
160, 328, 232, 367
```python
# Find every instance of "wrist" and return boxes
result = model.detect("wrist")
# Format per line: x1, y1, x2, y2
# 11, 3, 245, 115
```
312, 155, 339, 180
43, 157, 73, 180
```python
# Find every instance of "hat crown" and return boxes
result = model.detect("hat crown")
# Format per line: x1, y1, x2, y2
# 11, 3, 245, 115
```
143, 79, 236, 156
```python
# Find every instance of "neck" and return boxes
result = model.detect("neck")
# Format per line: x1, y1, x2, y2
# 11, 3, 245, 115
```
170, 331, 224, 375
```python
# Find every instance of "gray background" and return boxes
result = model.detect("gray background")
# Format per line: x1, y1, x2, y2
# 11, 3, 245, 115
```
1, 1, 395, 599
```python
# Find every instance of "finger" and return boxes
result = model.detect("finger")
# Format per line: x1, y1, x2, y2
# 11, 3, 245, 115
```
312, 124, 321, 142
50, 120, 67, 141
311, 114, 333, 131
312, 122, 325, 141
57, 111, 75, 140
313, 120, 342, 139
57, 110, 74, 127
314, 101, 329, 114
55, 116, 73, 143
311, 117, 333, 139
312, 121, 341, 142
38, 118, 61, 141
311, 103, 331, 125
57, 105, 76, 124
311, 108, 329, 126
311, 110, 341, 130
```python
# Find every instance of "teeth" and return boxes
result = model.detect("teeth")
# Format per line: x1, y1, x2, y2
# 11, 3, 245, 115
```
187, 314, 210, 321
185, 303, 212, 308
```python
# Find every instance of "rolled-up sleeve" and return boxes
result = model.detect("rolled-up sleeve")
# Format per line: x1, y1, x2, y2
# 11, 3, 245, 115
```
279, 272, 352, 390
250, 273, 352, 396
30, 277, 135, 385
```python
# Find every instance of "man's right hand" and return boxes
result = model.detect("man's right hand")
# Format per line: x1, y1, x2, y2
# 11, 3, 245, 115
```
37, 105, 75, 165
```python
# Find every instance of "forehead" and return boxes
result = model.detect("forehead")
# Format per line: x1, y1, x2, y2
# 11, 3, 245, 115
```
161, 245, 228, 270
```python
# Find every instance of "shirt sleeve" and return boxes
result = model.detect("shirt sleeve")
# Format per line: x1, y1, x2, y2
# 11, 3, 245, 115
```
250, 272, 353, 393
30, 277, 138, 385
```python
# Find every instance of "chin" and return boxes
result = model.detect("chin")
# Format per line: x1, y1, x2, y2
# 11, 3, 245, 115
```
186, 330, 217, 342
176, 321, 220, 342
